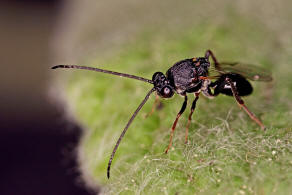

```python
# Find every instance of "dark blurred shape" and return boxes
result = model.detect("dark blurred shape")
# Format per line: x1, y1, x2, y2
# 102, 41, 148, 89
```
0, 0, 93, 194
0, 116, 94, 195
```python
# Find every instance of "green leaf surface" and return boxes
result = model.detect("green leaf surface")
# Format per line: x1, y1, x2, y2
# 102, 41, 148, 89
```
63, 16, 292, 194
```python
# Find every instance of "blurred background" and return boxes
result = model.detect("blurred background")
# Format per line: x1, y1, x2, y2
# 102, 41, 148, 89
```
1, 0, 291, 194
0, 0, 92, 194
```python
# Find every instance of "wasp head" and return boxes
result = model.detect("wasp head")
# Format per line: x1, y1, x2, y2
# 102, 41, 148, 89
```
152, 72, 174, 98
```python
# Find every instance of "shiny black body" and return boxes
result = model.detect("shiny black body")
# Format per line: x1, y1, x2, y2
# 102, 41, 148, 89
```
153, 57, 253, 99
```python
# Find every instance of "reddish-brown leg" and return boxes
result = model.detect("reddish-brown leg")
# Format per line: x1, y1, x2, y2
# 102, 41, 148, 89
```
185, 93, 200, 144
165, 95, 188, 154
145, 94, 159, 118
226, 77, 265, 130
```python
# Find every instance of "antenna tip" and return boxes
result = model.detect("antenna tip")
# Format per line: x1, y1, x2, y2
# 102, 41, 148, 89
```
107, 163, 112, 179
51, 65, 62, 69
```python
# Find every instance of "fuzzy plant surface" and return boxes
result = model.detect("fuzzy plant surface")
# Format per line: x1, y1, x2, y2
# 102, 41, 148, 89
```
61, 16, 292, 194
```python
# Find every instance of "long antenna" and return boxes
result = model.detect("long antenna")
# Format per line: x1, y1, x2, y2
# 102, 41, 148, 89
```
52, 65, 154, 84
107, 87, 156, 179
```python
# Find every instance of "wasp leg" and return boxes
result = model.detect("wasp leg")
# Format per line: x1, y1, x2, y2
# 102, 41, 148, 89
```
145, 94, 159, 118
165, 95, 188, 154
205, 50, 220, 69
185, 93, 200, 144
226, 77, 266, 130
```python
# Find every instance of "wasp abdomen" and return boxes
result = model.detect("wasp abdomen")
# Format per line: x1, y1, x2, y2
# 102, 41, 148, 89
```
213, 73, 253, 96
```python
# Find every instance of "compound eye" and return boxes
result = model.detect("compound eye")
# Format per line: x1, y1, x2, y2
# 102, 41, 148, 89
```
164, 87, 170, 95
161, 87, 174, 98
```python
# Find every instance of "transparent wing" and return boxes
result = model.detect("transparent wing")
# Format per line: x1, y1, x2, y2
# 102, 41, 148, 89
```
214, 62, 273, 81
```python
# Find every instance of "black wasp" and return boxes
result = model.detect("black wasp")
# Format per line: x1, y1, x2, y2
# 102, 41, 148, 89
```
52, 49, 272, 178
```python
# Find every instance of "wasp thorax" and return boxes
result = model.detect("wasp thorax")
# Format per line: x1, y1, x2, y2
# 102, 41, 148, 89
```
193, 57, 210, 76
152, 72, 174, 98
